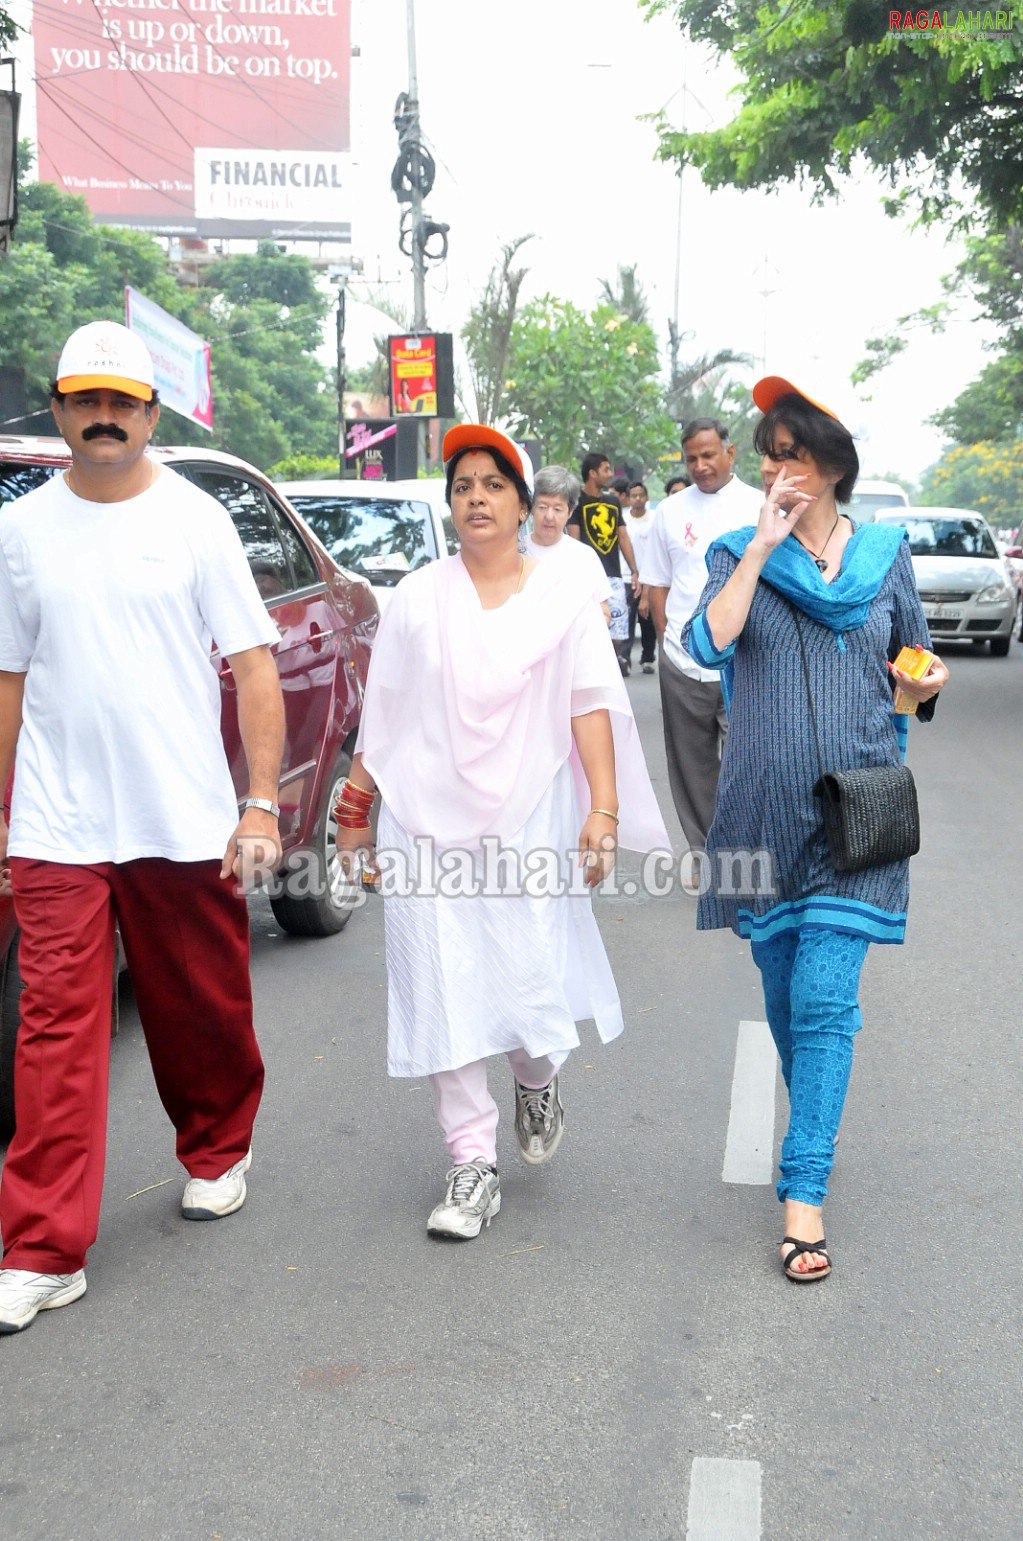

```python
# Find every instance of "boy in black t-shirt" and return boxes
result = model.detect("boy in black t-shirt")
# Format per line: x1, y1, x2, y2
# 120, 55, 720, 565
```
567, 451, 638, 675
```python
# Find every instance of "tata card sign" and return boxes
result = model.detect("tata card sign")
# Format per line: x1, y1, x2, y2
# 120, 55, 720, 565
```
34, 0, 352, 240
125, 287, 213, 431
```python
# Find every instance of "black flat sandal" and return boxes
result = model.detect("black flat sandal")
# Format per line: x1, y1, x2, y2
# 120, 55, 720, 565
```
781, 1235, 831, 1282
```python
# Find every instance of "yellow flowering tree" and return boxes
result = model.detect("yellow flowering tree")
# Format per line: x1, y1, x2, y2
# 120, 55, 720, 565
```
919, 442, 1023, 530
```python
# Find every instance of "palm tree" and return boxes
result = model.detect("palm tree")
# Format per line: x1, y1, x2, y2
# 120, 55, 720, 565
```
598, 264, 650, 326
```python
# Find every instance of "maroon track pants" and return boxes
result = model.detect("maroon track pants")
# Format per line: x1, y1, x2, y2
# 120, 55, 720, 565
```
1, 857, 265, 1272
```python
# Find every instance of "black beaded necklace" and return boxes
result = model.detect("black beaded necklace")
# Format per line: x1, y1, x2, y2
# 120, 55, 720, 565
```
792, 513, 841, 573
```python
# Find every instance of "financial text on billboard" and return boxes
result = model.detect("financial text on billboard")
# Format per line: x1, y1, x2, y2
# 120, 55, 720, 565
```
33, 0, 352, 239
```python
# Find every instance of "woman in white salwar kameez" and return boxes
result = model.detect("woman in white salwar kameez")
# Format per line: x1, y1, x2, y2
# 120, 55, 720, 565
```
334, 425, 668, 1240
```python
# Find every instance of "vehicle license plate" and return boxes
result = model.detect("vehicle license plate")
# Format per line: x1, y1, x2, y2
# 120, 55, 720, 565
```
922, 604, 962, 620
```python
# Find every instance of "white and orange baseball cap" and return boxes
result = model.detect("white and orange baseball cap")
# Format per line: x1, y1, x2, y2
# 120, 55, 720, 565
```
752, 375, 840, 422
442, 424, 534, 494
56, 321, 155, 401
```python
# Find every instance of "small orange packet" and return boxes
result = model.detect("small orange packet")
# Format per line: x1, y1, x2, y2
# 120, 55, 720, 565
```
892, 645, 935, 715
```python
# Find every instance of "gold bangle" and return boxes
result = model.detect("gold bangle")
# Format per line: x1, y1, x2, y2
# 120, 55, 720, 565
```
589, 808, 619, 823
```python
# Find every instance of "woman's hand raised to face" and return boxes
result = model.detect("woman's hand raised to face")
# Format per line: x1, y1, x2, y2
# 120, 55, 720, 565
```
753, 465, 816, 554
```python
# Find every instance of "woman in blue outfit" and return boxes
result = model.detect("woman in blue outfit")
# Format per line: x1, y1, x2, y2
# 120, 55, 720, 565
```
682, 377, 949, 1282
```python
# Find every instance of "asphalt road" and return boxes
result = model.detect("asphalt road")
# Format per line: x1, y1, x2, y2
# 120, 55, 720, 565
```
2, 638, 1021, 1541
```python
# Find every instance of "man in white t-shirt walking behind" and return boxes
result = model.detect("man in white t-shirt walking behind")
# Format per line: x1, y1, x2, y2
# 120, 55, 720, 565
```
640, 417, 763, 852
0, 322, 285, 1334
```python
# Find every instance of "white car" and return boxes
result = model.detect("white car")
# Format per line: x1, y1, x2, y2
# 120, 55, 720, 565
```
849, 479, 910, 522
875, 507, 1019, 656
278, 478, 452, 609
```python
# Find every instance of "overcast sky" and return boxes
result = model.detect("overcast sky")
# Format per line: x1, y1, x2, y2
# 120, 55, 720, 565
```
343, 0, 989, 482
13, 0, 990, 481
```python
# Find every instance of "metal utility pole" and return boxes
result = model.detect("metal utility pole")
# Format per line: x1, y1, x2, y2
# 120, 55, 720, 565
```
391, 0, 448, 333
405, 0, 427, 331
0, 58, 20, 257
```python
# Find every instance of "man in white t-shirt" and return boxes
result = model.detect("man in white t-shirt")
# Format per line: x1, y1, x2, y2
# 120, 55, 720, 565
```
0, 322, 285, 1334
640, 417, 763, 850
621, 480, 658, 672
526, 465, 612, 624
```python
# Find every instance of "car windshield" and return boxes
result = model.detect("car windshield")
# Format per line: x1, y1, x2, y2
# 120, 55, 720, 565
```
850, 492, 907, 514
0, 463, 61, 501
286, 493, 437, 586
893, 516, 999, 558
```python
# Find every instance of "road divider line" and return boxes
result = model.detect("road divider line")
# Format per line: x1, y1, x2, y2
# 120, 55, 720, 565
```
686, 1457, 762, 1540
722, 1019, 776, 1185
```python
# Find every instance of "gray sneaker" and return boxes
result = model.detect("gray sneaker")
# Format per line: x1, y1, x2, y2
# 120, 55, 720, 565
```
513, 1075, 565, 1165
427, 1162, 501, 1240
181, 1149, 251, 1220
0, 1268, 87, 1334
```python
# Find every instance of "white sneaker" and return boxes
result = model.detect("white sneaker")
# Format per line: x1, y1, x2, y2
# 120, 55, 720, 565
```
0, 1268, 87, 1334
427, 1162, 501, 1240
513, 1075, 565, 1165
181, 1149, 252, 1220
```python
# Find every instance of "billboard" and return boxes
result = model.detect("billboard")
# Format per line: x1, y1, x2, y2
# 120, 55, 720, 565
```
125, 286, 213, 431
32, 0, 351, 240
388, 334, 455, 418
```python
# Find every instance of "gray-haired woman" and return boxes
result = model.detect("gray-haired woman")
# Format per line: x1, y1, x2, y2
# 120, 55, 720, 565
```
526, 465, 611, 624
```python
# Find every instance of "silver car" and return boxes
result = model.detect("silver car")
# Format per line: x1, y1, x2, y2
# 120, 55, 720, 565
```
875, 507, 1019, 656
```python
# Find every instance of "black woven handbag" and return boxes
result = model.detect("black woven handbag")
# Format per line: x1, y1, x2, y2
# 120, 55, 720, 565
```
792, 610, 921, 874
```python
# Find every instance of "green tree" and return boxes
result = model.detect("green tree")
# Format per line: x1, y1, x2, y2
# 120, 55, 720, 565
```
502, 296, 676, 471
918, 441, 1023, 526
644, 2, 1023, 228
0, 4, 17, 48
462, 235, 533, 424
0, 185, 336, 467
852, 225, 1023, 441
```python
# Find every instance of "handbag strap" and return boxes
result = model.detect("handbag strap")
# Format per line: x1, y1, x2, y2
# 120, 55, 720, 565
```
789, 605, 827, 783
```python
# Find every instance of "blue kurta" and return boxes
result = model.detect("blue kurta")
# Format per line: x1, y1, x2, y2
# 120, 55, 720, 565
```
681, 534, 931, 945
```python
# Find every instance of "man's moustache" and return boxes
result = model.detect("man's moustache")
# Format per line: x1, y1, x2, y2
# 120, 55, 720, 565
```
82, 424, 129, 442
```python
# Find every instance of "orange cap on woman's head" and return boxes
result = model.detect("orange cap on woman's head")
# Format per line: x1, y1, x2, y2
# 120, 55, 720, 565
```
752, 375, 840, 422
442, 424, 534, 493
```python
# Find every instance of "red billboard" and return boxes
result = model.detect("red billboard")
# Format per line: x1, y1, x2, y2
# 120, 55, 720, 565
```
388, 334, 454, 417
32, 0, 351, 240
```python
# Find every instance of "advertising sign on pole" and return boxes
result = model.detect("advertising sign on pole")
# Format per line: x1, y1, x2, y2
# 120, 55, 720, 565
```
345, 419, 419, 481
125, 286, 213, 431
33, 1, 351, 240
388, 334, 454, 417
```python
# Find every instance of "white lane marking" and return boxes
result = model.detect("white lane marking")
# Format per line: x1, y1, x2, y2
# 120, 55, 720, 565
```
721, 1019, 776, 1185
686, 1457, 762, 1540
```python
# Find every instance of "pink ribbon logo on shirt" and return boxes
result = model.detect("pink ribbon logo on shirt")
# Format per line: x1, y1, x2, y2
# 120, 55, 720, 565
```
684, 522, 697, 548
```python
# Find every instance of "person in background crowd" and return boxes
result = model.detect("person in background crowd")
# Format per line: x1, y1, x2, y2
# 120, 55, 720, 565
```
641, 419, 762, 852
526, 465, 612, 625
335, 425, 667, 1242
622, 481, 658, 674
681, 376, 948, 1282
0, 322, 284, 1334
663, 472, 691, 499
568, 452, 639, 676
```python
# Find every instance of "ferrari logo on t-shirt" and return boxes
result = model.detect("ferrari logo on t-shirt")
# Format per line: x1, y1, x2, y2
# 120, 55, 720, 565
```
579, 499, 619, 555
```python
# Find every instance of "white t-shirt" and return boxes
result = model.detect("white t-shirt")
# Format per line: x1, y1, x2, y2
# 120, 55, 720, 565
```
619, 509, 655, 578
524, 532, 612, 608
639, 475, 763, 680
0, 465, 280, 863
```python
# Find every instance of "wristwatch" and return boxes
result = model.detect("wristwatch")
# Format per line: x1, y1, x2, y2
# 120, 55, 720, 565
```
239, 797, 281, 818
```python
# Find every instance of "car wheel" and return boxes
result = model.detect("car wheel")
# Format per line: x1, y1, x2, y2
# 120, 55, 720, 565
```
0, 929, 25, 1145
990, 635, 1011, 657
269, 748, 363, 937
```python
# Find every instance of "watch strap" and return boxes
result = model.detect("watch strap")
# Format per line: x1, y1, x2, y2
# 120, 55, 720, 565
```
239, 796, 281, 819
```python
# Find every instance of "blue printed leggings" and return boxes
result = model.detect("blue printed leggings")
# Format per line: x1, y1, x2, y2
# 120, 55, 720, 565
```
750, 929, 870, 1208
